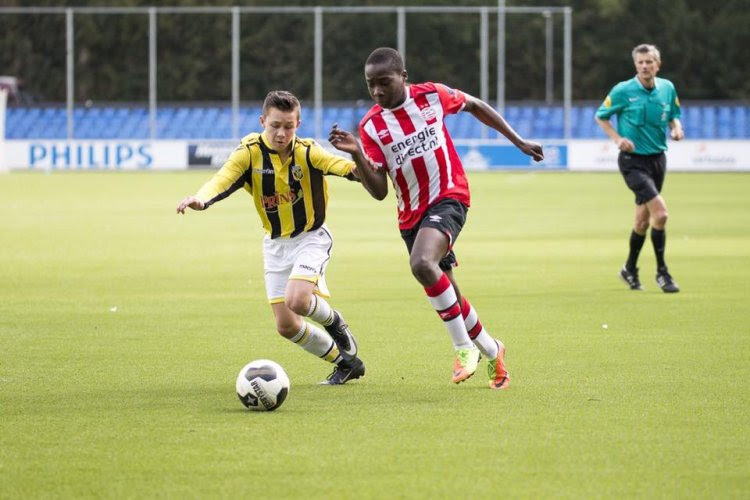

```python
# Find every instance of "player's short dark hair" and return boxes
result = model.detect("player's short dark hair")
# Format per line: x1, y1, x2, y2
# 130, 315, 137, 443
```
365, 47, 405, 73
262, 90, 300, 117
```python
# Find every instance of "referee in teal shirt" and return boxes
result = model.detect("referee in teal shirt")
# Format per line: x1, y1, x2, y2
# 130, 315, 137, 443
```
596, 43, 684, 293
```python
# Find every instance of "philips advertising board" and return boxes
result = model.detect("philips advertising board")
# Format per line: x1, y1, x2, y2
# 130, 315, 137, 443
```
5, 140, 186, 170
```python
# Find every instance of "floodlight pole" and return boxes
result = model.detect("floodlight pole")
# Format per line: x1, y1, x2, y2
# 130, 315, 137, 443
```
563, 6, 572, 139
397, 8, 406, 64
231, 6, 240, 140
0, 88, 7, 173
496, 0, 505, 119
480, 8, 489, 139
149, 7, 157, 141
314, 7, 323, 140
66, 8, 74, 140
544, 10, 553, 104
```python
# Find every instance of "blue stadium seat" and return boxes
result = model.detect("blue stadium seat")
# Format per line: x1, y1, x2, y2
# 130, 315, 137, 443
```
701, 106, 717, 138
505, 105, 520, 121
6, 103, 750, 140
682, 107, 698, 138
734, 107, 748, 139
717, 106, 732, 139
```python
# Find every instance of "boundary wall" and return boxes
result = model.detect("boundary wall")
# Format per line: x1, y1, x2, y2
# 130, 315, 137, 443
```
5, 139, 750, 172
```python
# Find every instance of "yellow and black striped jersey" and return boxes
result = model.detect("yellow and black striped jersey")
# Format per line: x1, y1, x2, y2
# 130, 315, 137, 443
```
195, 132, 354, 239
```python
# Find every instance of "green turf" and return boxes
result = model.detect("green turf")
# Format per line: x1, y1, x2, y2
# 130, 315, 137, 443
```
1, 171, 748, 498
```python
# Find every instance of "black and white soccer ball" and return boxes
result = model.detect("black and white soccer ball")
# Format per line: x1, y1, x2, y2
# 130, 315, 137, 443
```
236, 359, 290, 411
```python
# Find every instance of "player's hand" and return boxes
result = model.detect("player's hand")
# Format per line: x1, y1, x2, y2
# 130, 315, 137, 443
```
616, 137, 635, 153
670, 127, 685, 141
176, 196, 205, 214
520, 140, 544, 162
328, 124, 359, 154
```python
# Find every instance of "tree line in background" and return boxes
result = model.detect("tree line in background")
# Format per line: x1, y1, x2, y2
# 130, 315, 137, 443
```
1, 0, 748, 104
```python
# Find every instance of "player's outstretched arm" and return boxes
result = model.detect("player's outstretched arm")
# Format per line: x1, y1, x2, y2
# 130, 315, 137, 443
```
328, 125, 388, 200
463, 94, 544, 162
176, 196, 205, 214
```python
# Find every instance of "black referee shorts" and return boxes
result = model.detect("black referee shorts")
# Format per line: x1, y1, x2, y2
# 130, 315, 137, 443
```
618, 151, 667, 205
400, 197, 468, 271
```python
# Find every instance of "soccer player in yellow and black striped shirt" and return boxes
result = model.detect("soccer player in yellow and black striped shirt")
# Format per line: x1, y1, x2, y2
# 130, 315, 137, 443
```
177, 91, 365, 385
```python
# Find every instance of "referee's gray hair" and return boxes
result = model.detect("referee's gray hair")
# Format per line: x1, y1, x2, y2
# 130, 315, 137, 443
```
632, 44, 661, 63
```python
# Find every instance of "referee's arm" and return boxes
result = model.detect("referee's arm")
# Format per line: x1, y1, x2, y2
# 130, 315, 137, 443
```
669, 118, 684, 140
595, 116, 635, 153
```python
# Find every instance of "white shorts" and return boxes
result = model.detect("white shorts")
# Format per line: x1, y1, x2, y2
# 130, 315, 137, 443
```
263, 225, 333, 304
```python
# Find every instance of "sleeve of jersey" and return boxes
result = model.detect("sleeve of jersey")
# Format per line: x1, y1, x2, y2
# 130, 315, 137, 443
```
435, 83, 467, 115
670, 86, 682, 120
595, 86, 626, 119
195, 146, 250, 208
309, 142, 354, 176
358, 123, 387, 170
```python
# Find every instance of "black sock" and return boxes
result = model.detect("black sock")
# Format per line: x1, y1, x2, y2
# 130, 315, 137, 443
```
651, 228, 666, 270
626, 230, 646, 271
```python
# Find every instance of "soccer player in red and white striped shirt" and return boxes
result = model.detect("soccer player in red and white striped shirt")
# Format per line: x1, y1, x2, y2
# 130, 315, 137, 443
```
330, 47, 543, 389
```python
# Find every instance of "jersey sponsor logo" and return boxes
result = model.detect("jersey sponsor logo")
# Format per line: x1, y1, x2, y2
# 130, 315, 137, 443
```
262, 188, 304, 211
628, 97, 639, 102
390, 124, 440, 166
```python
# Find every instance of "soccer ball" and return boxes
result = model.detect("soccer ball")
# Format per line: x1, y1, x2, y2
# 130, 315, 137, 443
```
236, 359, 290, 411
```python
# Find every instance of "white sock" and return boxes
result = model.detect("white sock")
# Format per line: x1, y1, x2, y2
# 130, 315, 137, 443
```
288, 322, 341, 364
425, 274, 473, 350
461, 297, 499, 359
306, 295, 336, 326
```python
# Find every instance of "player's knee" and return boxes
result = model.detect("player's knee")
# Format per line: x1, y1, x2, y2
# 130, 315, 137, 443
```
410, 253, 439, 284
284, 293, 310, 316
652, 210, 668, 228
635, 219, 649, 233
275, 323, 298, 339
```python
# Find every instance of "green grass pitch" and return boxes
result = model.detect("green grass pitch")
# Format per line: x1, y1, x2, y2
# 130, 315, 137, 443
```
1, 170, 748, 498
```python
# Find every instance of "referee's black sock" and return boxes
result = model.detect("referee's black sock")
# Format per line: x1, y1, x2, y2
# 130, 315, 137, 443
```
626, 230, 646, 271
651, 228, 667, 270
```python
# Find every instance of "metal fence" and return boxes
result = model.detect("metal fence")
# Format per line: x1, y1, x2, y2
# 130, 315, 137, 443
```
0, 5, 572, 140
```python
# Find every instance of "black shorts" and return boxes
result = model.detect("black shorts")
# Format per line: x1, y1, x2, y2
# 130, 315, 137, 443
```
618, 151, 667, 205
400, 197, 468, 271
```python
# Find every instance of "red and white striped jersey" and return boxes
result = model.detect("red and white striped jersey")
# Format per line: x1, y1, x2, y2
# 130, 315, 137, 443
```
359, 82, 471, 230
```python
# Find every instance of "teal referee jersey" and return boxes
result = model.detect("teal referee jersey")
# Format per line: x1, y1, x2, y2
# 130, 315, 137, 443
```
596, 76, 681, 155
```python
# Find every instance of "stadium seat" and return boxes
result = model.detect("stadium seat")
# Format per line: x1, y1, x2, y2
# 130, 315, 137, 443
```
717, 106, 732, 139
734, 107, 748, 139
701, 106, 717, 138
6, 103, 750, 140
